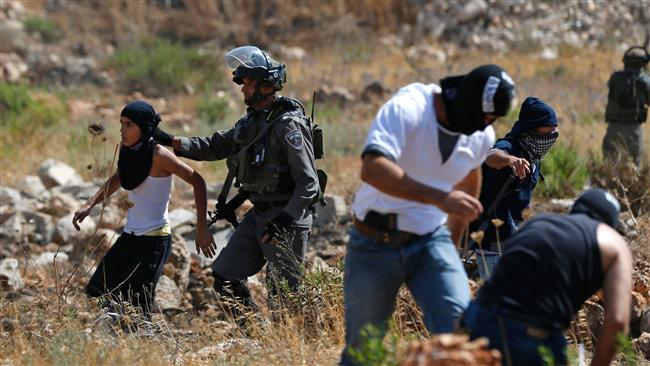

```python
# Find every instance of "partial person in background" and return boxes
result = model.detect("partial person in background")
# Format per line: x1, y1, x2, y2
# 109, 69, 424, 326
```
73, 100, 215, 320
468, 97, 559, 277
340, 64, 515, 366
603, 46, 650, 166
464, 188, 632, 366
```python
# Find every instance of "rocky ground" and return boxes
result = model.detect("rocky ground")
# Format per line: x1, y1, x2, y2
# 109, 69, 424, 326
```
1, 159, 649, 364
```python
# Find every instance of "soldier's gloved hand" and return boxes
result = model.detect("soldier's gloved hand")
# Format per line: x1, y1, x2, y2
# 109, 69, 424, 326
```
152, 127, 175, 147
262, 211, 294, 243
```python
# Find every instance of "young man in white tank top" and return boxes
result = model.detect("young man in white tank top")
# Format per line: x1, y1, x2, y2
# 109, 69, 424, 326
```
72, 101, 217, 321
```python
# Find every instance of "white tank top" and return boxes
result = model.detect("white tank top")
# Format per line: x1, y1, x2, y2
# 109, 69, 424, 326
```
123, 175, 172, 235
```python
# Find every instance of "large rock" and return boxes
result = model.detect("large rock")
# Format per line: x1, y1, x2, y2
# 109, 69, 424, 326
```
54, 212, 96, 244
456, 0, 488, 23
154, 275, 183, 311
37, 159, 84, 189
0, 52, 28, 82
0, 258, 23, 291
52, 182, 100, 201
17, 175, 50, 200
33, 251, 69, 267
0, 211, 55, 245
0, 186, 22, 207
164, 235, 191, 291
22, 211, 56, 244
41, 192, 80, 218
0, 211, 22, 243
316, 85, 355, 106
314, 194, 349, 227
168, 208, 196, 229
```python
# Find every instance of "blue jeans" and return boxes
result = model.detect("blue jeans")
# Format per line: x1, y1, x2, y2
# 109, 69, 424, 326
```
464, 301, 567, 366
340, 226, 470, 366
475, 249, 501, 280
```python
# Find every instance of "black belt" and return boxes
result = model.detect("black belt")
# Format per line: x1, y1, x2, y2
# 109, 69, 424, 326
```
353, 215, 422, 248
253, 200, 289, 211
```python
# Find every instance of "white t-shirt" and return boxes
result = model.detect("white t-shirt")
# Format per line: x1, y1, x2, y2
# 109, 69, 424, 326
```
123, 175, 172, 235
352, 82, 495, 235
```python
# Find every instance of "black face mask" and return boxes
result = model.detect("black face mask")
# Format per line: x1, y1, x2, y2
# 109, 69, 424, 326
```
118, 139, 155, 190
440, 65, 515, 135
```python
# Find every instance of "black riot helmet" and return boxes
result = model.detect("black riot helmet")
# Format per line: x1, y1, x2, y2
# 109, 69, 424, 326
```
622, 46, 649, 70
225, 46, 286, 91
440, 64, 516, 135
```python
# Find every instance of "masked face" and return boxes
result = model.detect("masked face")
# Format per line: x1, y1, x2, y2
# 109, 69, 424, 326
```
441, 65, 515, 135
517, 130, 559, 162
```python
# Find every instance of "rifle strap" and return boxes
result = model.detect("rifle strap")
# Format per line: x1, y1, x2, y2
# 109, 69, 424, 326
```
462, 174, 516, 258
478, 174, 517, 231
218, 169, 235, 208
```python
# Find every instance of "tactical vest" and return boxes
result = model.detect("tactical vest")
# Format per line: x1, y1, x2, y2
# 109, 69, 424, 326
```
226, 97, 325, 199
605, 70, 649, 124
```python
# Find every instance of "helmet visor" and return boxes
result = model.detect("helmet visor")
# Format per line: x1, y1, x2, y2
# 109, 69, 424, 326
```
225, 46, 270, 70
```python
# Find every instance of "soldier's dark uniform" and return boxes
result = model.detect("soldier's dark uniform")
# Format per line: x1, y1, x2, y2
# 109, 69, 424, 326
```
163, 46, 319, 313
603, 46, 650, 166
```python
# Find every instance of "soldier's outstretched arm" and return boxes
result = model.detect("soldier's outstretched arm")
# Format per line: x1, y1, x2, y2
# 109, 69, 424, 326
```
154, 126, 236, 161
591, 223, 632, 366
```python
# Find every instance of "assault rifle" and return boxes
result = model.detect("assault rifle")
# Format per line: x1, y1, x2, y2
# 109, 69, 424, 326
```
207, 192, 248, 228
207, 170, 247, 228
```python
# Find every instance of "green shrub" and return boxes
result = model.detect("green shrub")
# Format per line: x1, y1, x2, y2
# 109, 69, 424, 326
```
348, 324, 399, 366
108, 38, 223, 95
536, 143, 589, 199
198, 93, 231, 127
0, 84, 67, 136
0, 82, 31, 113
23, 16, 62, 43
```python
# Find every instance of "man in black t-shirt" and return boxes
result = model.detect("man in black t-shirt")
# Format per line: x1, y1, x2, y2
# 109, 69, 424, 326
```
463, 188, 632, 366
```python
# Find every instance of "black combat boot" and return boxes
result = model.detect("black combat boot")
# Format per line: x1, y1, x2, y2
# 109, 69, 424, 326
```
212, 272, 260, 326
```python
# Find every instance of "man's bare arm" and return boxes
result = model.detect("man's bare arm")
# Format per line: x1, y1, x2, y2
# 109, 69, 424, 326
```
591, 224, 632, 366
447, 168, 481, 246
484, 149, 530, 179
360, 153, 482, 221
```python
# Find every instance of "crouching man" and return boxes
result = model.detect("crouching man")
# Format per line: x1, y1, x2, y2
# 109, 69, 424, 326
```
464, 188, 633, 366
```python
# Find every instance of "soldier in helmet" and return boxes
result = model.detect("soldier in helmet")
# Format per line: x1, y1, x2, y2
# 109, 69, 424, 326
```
154, 46, 320, 319
603, 46, 650, 166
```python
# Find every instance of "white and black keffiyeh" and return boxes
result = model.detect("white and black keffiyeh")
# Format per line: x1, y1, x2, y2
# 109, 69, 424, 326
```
517, 130, 559, 162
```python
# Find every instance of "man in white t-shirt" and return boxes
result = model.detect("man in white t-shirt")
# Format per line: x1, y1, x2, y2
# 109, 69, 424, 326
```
340, 65, 516, 366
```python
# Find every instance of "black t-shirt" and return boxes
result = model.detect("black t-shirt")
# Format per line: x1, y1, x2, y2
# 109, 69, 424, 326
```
480, 213, 604, 327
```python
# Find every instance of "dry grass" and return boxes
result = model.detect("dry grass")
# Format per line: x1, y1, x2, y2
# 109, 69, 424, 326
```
2, 2, 650, 365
